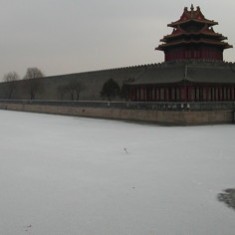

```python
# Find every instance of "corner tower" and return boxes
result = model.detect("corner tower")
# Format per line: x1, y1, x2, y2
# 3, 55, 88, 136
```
156, 5, 232, 62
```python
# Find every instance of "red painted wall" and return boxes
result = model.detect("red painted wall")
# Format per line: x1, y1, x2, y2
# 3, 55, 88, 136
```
165, 46, 223, 61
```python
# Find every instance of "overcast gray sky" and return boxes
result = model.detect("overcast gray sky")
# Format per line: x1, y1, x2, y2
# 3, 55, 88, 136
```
0, 0, 235, 79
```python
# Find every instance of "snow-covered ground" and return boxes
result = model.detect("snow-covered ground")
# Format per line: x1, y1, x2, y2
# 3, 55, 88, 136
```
0, 110, 234, 235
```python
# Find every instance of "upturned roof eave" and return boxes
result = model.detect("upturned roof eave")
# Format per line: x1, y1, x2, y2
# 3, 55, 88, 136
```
126, 80, 184, 86
168, 19, 218, 27
127, 78, 235, 86
162, 31, 225, 40
156, 40, 233, 50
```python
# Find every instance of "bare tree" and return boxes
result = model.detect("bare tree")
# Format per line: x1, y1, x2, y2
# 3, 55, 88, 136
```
57, 81, 84, 100
67, 81, 84, 100
57, 85, 67, 100
23, 67, 44, 99
24, 67, 44, 79
3, 71, 19, 99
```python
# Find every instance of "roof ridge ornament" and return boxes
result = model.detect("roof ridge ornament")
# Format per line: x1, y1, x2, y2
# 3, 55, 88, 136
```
190, 4, 194, 11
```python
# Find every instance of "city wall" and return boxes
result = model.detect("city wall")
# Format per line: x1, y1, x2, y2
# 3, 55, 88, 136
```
0, 61, 235, 125
1, 61, 234, 101
0, 64, 149, 100
0, 102, 233, 125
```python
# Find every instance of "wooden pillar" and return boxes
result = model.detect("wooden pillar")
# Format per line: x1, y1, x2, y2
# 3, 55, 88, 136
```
231, 87, 234, 101
136, 88, 139, 101
208, 87, 211, 101
188, 86, 195, 101
171, 87, 175, 101
227, 87, 231, 101
219, 87, 223, 101
211, 87, 214, 101
165, 88, 169, 101
144, 87, 147, 101
180, 86, 186, 101
130, 87, 134, 101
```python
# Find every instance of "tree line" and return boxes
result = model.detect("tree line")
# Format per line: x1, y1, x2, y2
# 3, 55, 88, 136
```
3, 68, 130, 101
3, 68, 84, 100
3, 67, 44, 99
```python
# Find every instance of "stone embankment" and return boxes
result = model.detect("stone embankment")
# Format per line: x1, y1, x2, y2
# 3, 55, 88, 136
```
0, 100, 234, 125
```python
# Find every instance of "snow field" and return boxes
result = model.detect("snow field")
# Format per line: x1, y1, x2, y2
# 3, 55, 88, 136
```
0, 110, 235, 235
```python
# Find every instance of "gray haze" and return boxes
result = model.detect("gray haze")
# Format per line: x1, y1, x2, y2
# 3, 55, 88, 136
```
1, 0, 235, 79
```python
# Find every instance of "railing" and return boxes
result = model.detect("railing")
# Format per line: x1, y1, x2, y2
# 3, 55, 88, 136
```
0, 99, 235, 111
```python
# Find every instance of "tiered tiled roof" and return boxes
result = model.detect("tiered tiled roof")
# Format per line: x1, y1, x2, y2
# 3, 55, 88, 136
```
168, 5, 217, 27
127, 61, 235, 85
156, 5, 232, 58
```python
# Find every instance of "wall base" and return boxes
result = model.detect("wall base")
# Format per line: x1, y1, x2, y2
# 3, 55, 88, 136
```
0, 103, 233, 125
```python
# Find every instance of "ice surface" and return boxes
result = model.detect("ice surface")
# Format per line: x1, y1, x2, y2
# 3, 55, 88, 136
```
0, 110, 235, 235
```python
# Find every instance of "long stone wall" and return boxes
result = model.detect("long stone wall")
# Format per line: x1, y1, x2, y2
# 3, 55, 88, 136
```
0, 64, 149, 100
0, 102, 233, 125
1, 60, 234, 101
